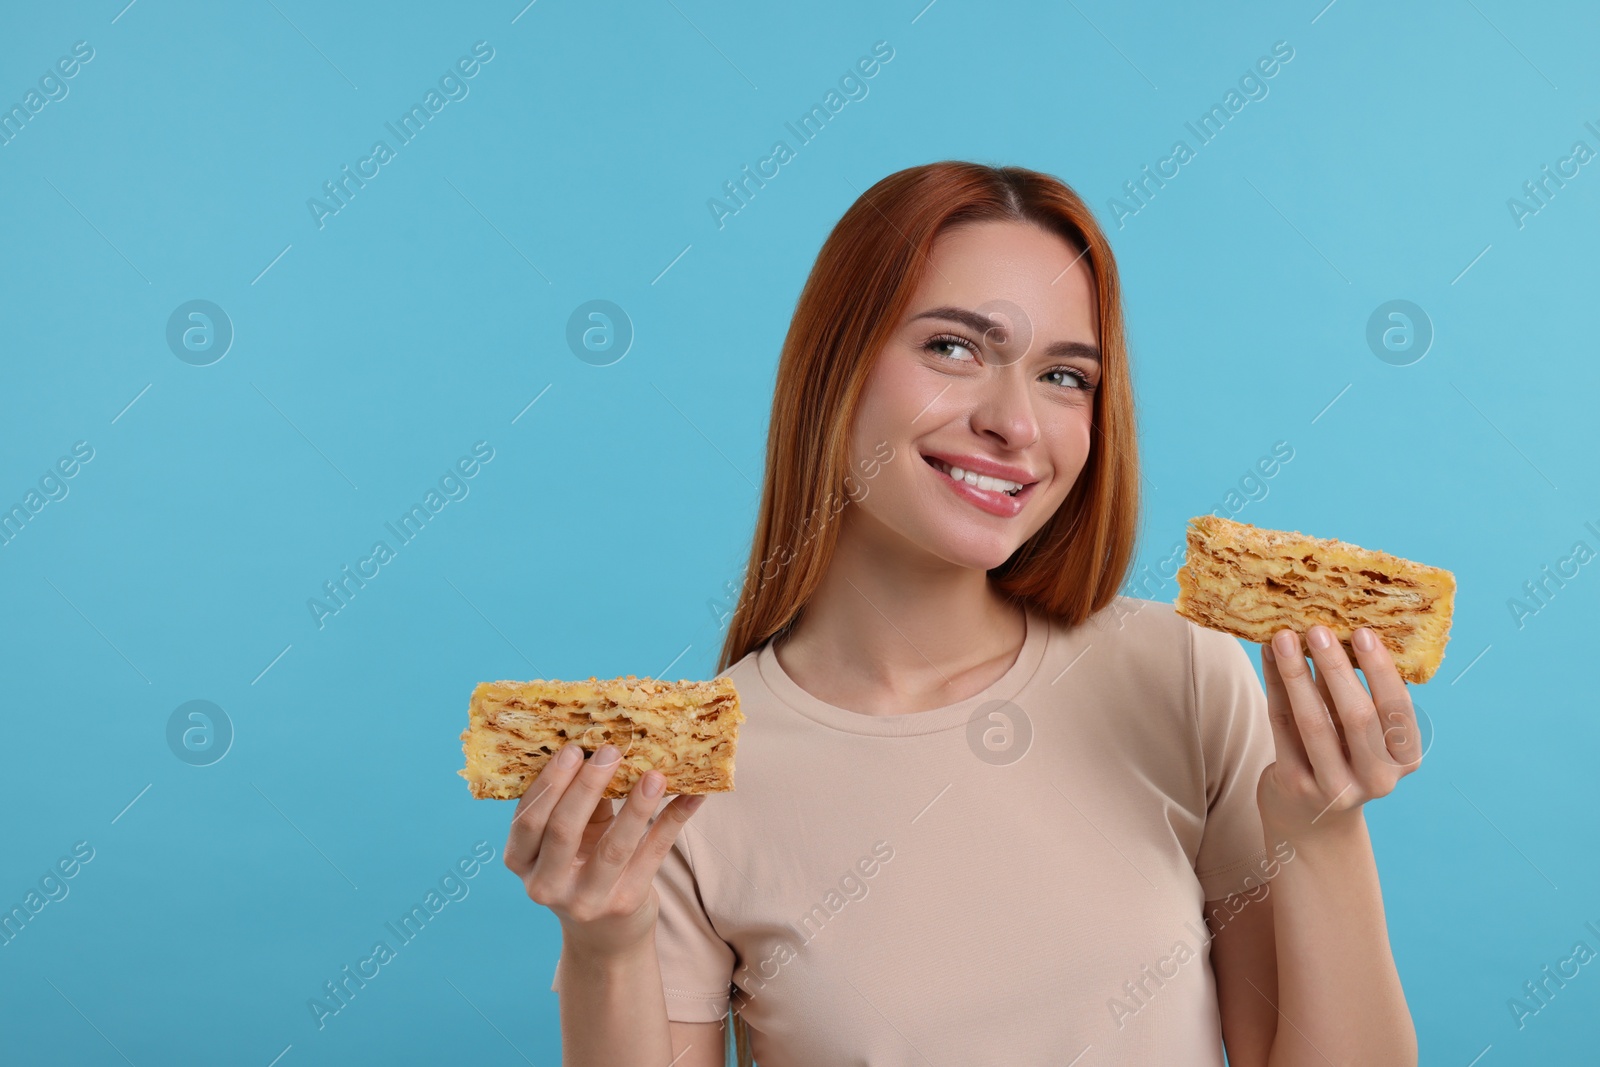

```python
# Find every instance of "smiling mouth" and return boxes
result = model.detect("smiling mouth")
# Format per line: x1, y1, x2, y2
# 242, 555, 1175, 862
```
922, 455, 1026, 497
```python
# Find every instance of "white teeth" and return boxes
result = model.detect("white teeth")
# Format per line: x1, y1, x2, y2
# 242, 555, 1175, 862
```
935, 460, 1023, 495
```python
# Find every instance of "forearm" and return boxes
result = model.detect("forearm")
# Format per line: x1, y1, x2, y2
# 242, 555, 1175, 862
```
1265, 813, 1416, 1067
557, 934, 675, 1067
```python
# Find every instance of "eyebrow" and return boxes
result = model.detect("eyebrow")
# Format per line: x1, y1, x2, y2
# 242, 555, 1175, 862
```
910, 305, 1102, 363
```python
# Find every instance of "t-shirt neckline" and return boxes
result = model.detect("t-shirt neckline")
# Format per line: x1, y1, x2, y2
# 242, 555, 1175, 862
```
754, 605, 1051, 736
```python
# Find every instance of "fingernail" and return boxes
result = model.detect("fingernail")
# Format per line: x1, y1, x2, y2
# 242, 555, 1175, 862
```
593, 744, 620, 767
1354, 627, 1377, 652
1308, 625, 1332, 650
1261, 643, 1275, 663
682, 794, 706, 812
1273, 630, 1297, 656
640, 771, 663, 797
557, 744, 582, 768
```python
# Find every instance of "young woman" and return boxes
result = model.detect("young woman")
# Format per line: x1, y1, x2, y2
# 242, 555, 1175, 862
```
506, 162, 1422, 1066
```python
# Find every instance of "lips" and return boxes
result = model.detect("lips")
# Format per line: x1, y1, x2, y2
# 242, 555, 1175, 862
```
921, 453, 1039, 518
922, 455, 1024, 495
918, 449, 1037, 487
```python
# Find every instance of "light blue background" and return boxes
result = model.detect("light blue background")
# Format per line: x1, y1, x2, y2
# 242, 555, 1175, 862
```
2, 0, 1596, 1063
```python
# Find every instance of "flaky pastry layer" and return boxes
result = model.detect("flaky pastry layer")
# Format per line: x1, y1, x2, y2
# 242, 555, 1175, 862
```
1174, 514, 1456, 684
459, 675, 743, 800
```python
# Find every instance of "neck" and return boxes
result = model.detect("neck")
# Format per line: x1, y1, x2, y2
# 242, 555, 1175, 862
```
774, 510, 1026, 713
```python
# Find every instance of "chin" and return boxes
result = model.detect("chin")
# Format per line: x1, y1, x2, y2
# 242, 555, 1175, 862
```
921, 531, 1024, 573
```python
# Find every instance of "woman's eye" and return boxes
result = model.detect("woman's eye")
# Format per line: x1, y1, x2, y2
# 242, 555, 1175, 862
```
1044, 367, 1092, 390
925, 336, 977, 362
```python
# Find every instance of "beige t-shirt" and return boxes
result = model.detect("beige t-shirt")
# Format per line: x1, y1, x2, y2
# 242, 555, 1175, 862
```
553, 596, 1280, 1064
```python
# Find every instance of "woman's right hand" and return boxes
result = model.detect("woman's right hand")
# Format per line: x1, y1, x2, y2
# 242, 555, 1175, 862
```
503, 741, 707, 958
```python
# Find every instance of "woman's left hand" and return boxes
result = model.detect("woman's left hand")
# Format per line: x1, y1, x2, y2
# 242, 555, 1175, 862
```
1257, 624, 1424, 842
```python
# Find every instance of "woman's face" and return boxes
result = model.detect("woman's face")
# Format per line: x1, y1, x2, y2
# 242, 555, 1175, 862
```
845, 219, 1102, 572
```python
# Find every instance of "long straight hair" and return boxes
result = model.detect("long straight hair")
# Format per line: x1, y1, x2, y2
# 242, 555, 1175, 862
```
715, 161, 1141, 1065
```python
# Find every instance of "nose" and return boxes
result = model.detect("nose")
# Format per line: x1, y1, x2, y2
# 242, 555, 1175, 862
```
969, 365, 1040, 451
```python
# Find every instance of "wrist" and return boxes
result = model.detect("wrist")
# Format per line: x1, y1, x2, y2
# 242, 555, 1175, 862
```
559, 922, 657, 970
1262, 805, 1367, 852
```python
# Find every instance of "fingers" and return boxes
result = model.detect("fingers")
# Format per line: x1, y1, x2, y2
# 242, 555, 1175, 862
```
526, 744, 628, 892
1270, 628, 1356, 800
610, 793, 707, 905
570, 774, 708, 915
1350, 626, 1422, 771
568, 769, 668, 907
504, 742, 588, 873
1311, 662, 1352, 759
1260, 641, 1310, 773
1301, 625, 1395, 793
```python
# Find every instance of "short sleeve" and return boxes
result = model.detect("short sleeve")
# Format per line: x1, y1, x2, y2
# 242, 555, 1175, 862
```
650, 820, 737, 1021
1188, 622, 1277, 901
548, 800, 736, 1024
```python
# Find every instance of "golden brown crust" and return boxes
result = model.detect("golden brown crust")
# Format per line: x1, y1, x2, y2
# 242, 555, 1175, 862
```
1173, 514, 1456, 684
458, 675, 744, 800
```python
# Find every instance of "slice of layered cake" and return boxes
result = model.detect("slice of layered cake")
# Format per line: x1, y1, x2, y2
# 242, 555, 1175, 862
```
459, 675, 744, 799
1174, 514, 1456, 684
